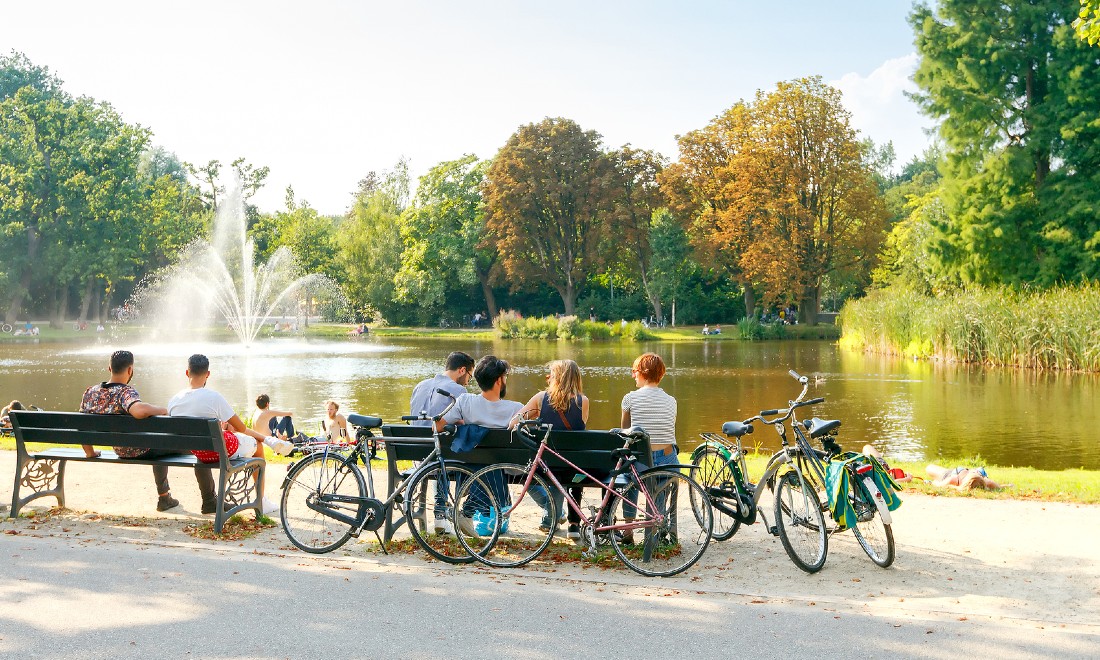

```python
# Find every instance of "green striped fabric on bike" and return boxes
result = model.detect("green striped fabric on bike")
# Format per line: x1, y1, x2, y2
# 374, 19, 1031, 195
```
825, 452, 902, 527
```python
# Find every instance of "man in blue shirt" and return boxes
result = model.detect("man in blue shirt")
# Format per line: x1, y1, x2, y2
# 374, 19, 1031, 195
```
408, 352, 474, 427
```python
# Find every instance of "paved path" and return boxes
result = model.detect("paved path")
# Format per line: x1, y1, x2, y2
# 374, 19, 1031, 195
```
1, 451, 1098, 658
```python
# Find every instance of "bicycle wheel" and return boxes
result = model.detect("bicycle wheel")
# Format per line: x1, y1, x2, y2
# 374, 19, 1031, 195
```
403, 462, 479, 564
850, 478, 896, 568
455, 463, 557, 568
281, 452, 366, 553
610, 468, 713, 577
773, 470, 828, 573
691, 446, 741, 541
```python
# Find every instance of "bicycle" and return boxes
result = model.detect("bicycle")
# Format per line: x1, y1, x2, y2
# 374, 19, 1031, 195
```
693, 370, 897, 572
279, 389, 479, 564
454, 420, 714, 577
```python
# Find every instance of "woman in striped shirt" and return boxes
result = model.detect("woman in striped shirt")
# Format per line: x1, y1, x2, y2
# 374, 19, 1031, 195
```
621, 352, 678, 468
620, 353, 678, 543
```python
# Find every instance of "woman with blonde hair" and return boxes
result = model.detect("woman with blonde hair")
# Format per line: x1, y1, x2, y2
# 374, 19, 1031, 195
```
512, 359, 590, 539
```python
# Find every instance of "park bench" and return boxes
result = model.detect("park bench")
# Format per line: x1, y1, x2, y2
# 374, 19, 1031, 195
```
8, 410, 265, 533
377, 424, 652, 542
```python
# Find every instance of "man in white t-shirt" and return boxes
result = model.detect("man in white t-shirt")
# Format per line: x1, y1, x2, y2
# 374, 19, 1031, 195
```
167, 354, 290, 515
441, 355, 541, 537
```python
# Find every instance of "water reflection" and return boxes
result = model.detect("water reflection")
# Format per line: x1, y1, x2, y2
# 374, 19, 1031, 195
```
1, 337, 1096, 470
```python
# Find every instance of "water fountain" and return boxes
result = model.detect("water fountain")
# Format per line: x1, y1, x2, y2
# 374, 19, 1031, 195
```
133, 185, 344, 346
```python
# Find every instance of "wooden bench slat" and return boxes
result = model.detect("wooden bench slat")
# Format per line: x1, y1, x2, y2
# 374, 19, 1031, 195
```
17, 428, 218, 452
11, 411, 219, 436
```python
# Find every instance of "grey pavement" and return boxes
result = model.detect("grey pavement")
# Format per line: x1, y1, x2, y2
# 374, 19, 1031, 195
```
1, 528, 1098, 659
2, 451, 1099, 658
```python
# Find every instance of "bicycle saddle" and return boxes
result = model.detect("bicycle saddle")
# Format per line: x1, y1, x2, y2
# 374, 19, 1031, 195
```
610, 426, 650, 441
722, 421, 753, 438
347, 414, 383, 429
804, 417, 841, 438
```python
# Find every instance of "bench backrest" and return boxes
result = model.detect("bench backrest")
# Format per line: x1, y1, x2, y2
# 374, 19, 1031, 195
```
10, 410, 222, 453
380, 424, 653, 473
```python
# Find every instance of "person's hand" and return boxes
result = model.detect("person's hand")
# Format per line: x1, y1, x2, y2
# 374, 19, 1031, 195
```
84, 448, 101, 458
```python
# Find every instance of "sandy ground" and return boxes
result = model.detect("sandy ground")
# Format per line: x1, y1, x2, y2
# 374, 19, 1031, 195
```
2, 449, 1099, 634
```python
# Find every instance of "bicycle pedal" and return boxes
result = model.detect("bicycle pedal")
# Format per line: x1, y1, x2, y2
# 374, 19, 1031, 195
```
767, 525, 778, 536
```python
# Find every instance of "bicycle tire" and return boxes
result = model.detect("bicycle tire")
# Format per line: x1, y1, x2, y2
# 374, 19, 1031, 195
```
610, 468, 713, 577
454, 463, 557, 568
280, 452, 366, 554
773, 470, 828, 573
403, 462, 479, 564
690, 446, 742, 541
851, 477, 896, 568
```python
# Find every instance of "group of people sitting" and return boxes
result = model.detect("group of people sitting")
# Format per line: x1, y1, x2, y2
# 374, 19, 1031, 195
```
407, 350, 679, 542
73, 351, 302, 516
701, 324, 722, 335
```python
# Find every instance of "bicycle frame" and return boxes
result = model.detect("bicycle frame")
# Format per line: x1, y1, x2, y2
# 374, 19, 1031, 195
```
509, 426, 666, 537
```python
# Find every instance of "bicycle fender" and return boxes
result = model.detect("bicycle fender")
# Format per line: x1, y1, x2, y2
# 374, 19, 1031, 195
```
638, 463, 701, 475
860, 476, 893, 525
690, 442, 732, 463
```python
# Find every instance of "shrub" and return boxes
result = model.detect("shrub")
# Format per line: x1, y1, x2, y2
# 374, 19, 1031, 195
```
494, 310, 523, 338
622, 320, 656, 341
738, 317, 765, 340
557, 315, 581, 340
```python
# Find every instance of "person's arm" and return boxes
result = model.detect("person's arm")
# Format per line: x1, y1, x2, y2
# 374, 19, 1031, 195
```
509, 393, 543, 429
227, 414, 266, 441
128, 402, 167, 420
581, 395, 590, 424
270, 409, 293, 417
621, 409, 631, 428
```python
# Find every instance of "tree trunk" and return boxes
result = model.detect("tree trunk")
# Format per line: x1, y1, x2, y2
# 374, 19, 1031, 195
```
639, 269, 663, 321
51, 285, 70, 329
475, 269, 498, 319
742, 281, 756, 319
671, 298, 677, 327
5, 225, 40, 324
78, 278, 96, 322
91, 287, 103, 324
100, 290, 113, 324
562, 280, 576, 316
799, 286, 821, 326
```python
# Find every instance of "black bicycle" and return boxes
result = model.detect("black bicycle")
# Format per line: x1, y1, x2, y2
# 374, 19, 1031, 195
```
279, 390, 479, 563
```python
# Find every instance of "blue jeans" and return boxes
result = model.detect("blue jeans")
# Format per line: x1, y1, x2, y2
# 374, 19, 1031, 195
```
268, 416, 295, 437
623, 448, 678, 519
529, 484, 565, 528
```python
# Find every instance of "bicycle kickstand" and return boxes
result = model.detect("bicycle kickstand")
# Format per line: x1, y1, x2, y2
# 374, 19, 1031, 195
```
373, 529, 389, 555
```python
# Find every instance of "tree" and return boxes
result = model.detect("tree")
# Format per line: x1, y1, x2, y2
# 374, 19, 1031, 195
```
660, 102, 759, 316
911, 0, 1100, 285
608, 146, 667, 319
395, 155, 499, 319
663, 79, 886, 324
338, 161, 409, 322
483, 118, 616, 315
1074, 0, 1100, 44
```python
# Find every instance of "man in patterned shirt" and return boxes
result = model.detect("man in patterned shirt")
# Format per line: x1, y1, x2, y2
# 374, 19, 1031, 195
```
80, 350, 185, 512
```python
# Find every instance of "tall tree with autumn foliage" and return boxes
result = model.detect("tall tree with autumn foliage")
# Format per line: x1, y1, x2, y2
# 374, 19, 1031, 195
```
663, 78, 886, 324
483, 118, 614, 315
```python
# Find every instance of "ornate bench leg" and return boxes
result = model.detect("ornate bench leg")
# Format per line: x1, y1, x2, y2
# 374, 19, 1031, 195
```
217, 464, 265, 532
11, 457, 67, 517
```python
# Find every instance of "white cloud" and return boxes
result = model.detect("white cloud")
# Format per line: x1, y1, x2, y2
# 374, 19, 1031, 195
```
830, 53, 937, 169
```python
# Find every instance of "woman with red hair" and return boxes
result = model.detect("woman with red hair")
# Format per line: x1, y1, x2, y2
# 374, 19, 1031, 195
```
620, 353, 679, 542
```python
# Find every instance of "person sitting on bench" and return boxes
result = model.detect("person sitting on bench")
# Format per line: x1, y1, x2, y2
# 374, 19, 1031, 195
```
79, 350, 181, 512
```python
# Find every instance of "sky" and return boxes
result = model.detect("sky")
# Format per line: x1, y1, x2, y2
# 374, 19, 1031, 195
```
1, 1, 936, 216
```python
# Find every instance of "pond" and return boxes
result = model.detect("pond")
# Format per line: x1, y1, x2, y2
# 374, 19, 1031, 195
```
2, 336, 1096, 470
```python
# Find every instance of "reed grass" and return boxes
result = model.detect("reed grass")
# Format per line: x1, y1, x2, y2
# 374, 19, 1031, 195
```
839, 283, 1100, 372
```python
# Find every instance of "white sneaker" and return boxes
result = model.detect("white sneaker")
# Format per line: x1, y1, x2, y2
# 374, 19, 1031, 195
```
262, 496, 279, 515
265, 436, 294, 457
433, 516, 455, 535
456, 514, 480, 538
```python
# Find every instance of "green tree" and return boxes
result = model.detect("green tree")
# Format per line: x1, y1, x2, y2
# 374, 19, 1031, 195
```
483, 118, 615, 315
396, 155, 499, 319
608, 146, 667, 319
338, 161, 409, 322
1074, 0, 1100, 44
911, 0, 1100, 285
